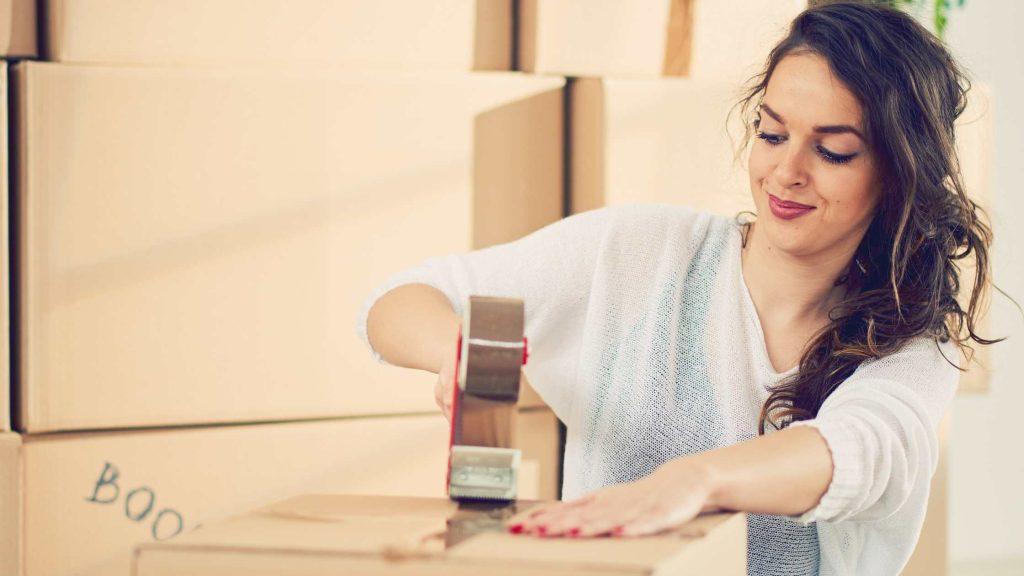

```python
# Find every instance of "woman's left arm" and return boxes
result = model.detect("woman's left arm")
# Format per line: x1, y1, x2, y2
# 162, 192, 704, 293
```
508, 338, 959, 538
506, 425, 832, 537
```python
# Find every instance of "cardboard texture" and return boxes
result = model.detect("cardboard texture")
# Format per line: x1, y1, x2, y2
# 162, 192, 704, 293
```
42, 0, 510, 69
903, 408, 952, 576
12, 62, 562, 433
571, 77, 754, 218
1, 61, 9, 431
134, 494, 747, 575
0, 0, 35, 57
519, 0, 804, 83
0, 433, 21, 576
0, 408, 559, 576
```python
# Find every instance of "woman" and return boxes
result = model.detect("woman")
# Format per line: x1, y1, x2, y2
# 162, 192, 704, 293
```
359, 2, 999, 574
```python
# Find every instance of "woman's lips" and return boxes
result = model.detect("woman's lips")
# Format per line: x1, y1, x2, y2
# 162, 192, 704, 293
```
768, 193, 815, 220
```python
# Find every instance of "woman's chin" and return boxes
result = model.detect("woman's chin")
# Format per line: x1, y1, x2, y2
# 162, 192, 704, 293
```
759, 220, 821, 257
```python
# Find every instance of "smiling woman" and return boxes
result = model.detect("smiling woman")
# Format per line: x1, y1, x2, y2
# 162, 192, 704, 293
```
730, 0, 998, 437
359, 2, 1003, 575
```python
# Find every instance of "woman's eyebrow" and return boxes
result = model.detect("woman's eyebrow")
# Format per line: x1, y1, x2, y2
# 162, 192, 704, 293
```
761, 103, 865, 141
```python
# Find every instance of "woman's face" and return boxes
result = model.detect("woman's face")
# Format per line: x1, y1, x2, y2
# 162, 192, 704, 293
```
748, 51, 881, 261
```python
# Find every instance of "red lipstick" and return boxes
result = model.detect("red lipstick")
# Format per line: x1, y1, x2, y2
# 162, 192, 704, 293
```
768, 193, 815, 220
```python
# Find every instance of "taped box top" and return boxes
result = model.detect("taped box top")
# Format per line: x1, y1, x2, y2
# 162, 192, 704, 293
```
134, 494, 748, 575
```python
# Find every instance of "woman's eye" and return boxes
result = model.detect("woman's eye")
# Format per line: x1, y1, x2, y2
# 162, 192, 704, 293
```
815, 145, 857, 165
756, 131, 785, 145
756, 131, 857, 166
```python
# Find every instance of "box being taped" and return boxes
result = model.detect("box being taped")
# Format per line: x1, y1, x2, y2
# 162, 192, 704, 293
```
135, 494, 747, 575
1, 410, 560, 576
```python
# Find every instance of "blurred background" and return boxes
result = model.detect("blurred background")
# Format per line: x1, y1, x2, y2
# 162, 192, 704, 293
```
944, 3, 1024, 575
0, 1, 1019, 575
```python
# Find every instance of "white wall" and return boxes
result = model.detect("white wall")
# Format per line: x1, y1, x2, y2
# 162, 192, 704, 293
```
945, 0, 1024, 564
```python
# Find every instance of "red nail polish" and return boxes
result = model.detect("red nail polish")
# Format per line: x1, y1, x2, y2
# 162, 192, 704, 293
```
569, 527, 581, 537
509, 524, 523, 534
537, 525, 547, 535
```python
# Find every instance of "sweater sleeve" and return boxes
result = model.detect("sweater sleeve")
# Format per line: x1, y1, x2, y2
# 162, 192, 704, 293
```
354, 206, 617, 421
784, 336, 960, 526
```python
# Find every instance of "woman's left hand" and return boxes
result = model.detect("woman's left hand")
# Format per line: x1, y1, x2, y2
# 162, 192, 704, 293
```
506, 458, 719, 538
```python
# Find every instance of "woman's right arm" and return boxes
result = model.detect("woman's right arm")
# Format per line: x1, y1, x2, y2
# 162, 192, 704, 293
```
365, 283, 460, 374
355, 204, 620, 422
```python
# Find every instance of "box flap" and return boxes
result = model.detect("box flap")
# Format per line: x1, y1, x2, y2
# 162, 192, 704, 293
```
136, 494, 747, 574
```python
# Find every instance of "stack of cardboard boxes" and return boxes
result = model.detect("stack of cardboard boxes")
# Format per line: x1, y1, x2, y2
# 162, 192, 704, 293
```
2, 2, 567, 575
0, 1, 995, 575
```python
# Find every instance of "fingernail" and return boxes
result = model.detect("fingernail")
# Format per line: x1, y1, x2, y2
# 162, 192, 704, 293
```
537, 525, 547, 535
568, 527, 581, 537
508, 524, 523, 534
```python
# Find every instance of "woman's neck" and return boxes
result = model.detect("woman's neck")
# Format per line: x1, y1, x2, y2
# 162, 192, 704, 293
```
740, 222, 853, 325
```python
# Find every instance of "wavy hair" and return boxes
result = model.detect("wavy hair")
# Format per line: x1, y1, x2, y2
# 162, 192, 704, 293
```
728, 1, 1006, 434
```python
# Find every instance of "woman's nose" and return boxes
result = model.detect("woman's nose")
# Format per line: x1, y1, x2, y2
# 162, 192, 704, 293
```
772, 145, 809, 188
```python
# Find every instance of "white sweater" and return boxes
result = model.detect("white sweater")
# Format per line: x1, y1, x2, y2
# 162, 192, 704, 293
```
356, 203, 960, 576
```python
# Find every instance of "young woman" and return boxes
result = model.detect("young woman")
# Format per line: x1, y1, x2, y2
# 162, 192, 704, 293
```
359, 2, 998, 574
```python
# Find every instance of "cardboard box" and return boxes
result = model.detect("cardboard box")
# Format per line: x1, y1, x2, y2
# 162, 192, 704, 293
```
0, 0, 35, 57
0, 408, 560, 576
12, 62, 562, 432
0, 433, 21, 576
519, 0, 804, 83
42, 0, 510, 69
571, 77, 754, 218
1, 61, 9, 431
134, 494, 747, 575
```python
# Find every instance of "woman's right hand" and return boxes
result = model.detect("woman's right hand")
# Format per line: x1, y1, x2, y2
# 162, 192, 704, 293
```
434, 337, 460, 422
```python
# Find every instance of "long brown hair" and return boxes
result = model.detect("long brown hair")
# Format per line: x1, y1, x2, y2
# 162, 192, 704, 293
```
728, 1, 1006, 434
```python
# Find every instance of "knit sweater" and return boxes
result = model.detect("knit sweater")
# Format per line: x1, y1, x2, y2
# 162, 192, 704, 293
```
355, 203, 960, 576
